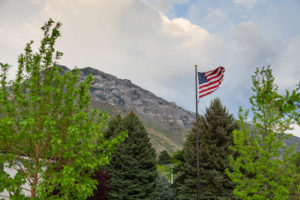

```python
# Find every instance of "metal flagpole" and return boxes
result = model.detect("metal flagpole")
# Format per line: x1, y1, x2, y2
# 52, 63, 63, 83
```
195, 64, 200, 200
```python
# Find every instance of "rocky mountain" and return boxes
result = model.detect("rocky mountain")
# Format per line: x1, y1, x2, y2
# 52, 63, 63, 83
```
76, 66, 194, 152
80, 67, 194, 128
60, 65, 300, 153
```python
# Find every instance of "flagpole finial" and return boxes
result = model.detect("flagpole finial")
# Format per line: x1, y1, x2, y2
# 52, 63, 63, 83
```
195, 64, 198, 68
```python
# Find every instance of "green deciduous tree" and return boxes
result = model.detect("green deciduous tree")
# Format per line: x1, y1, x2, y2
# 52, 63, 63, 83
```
173, 98, 238, 200
104, 112, 157, 200
226, 66, 299, 200
0, 19, 125, 199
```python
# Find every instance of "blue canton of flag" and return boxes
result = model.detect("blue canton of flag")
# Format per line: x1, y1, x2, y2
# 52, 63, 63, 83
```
198, 72, 207, 85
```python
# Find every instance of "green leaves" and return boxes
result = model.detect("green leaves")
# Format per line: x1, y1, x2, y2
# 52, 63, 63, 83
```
227, 66, 299, 200
0, 19, 124, 199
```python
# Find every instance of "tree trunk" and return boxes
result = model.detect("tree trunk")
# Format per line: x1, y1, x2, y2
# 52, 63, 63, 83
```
31, 172, 38, 198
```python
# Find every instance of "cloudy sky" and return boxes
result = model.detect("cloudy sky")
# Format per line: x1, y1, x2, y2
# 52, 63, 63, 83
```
0, 0, 299, 136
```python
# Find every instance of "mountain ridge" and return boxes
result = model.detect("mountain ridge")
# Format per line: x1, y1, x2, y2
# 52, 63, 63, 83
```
59, 65, 300, 153
80, 67, 194, 128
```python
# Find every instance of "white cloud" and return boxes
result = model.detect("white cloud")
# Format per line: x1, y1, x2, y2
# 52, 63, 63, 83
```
234, 0, 257, 9
0, 0, 225, 107
274, 34, 300, 89
223, 22, 281, 102
0, 0, 299, 138
231, 22, 281, 67
203, 9, 231, 32
144, 0, 189, 13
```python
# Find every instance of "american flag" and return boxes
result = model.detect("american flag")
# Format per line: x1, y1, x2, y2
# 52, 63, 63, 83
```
198, 66, 225, 98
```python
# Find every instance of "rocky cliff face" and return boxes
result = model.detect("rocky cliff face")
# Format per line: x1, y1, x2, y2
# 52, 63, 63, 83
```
79, 67, 194, 130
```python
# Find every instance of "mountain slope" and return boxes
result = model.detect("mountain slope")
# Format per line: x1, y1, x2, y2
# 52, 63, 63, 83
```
78, 67, 194, 152
59, 66, 300, 153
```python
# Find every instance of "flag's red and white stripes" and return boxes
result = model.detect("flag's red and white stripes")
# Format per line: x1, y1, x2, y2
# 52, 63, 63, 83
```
199, 66, 225, 98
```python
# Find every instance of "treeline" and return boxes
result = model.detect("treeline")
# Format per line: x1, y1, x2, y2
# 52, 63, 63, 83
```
86, 91, 300, 200
0, 19, 299, 200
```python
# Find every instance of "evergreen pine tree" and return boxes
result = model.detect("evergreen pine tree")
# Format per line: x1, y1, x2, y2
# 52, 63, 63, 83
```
105, 112, 157, 200
154, 175, 174, 200
173, 98, 238, 200
158, 150, 171, 165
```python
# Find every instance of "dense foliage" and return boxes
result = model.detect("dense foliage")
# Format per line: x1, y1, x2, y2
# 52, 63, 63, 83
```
104, 112, 157, 200
173, 98, 238, 200
153, 175, 174, 200
87, 167, 111, 200
227, 66, 299, 200
288, 152, 300, 200
158, 150, 171, 165
0, 19, 125, 199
